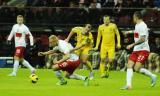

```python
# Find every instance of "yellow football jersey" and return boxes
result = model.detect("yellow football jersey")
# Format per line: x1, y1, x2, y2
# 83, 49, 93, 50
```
98, 23, 119, 46
71, 27, 93, 47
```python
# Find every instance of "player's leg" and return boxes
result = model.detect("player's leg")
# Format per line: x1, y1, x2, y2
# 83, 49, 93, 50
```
52, 64, 67, 85
121, 52, 137, 90
63, 60, 89, 86
8, 56, 20, 76
81, 48, 94, 79
9, 47, 24, 76
135, 51, 157, 87
100, 47, 107, 78
106, 47, 115, 76
21, 59, 35, 74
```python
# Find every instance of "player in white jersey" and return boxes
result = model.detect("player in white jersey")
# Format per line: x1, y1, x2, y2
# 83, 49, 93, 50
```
121, 11, 157, 90
38, 35, 89, 86
7, 15, 35, 76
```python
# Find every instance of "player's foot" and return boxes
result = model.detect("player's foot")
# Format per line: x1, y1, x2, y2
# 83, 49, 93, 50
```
8, 72, 16, 77
31, 69, 36, 74
56, 80, 67, 85
100, 71, 109, 78
120, 85, 132, 90
100, 73, 109, 78
89, 72, 94, 80
151, 74, 157, 87
84, 77, 89, 86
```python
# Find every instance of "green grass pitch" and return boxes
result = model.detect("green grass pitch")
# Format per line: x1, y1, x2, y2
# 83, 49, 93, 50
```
0, 68, 159, 96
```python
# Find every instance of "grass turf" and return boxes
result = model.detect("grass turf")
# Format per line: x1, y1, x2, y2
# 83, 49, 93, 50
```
0, 68, 159, 96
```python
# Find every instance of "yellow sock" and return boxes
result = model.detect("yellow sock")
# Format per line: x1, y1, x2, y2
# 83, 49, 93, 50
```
86, 61, 93, 72
100, 62, 105, 75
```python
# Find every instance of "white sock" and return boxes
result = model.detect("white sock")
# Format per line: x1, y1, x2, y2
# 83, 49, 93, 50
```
22, 59, 35, 72
140, 68, 154, 78
12, 60, 19, 74
69, 74, 86, 80
126, 68, 133, 87
55, 71, 65, 81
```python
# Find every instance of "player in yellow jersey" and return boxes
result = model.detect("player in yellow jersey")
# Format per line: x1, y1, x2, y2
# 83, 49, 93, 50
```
93, 15, 121, 78
65, 24, 94, 80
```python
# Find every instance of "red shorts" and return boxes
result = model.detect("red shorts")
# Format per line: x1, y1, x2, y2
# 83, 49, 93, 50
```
14, 46, 25, 58
58, 59, 80, 74
129, 50, 149, 64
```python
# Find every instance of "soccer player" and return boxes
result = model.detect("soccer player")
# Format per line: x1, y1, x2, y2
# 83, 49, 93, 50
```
65, 24, 94, 79
121, 11, 157, 90
38, 35, 89, 86
93, 15, 121, 78
7, 15, 35, 76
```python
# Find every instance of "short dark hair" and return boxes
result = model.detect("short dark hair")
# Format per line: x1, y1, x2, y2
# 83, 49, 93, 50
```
134, 11, 142, 19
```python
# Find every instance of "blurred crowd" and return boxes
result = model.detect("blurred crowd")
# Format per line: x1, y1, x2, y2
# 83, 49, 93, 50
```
0, 0, 160, 8
1, 7, 160, 27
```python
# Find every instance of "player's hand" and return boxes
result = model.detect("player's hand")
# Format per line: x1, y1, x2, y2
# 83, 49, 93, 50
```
6, 40, 12, 46
126, 43, 134, 50
117, 44, 121, 49
92, 47, 98, 51
38, 52, 45, 56
64, 38, 69, 42
30, 45, 36, 52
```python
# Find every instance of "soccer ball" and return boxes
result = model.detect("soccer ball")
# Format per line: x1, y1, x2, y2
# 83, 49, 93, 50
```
29, 74, 38, 83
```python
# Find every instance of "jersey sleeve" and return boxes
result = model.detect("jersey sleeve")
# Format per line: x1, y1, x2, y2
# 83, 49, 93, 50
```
71, 27, 81, 35
7, 25, 15, 41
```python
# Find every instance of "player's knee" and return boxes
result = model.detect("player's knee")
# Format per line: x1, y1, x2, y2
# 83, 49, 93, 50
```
52, 65, 58, 71
134, 66, 140, 72
65, 73, 70, 79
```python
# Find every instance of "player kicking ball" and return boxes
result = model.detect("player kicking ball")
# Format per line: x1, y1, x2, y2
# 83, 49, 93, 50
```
38, 35, 89, 86
7, 15, 36, 76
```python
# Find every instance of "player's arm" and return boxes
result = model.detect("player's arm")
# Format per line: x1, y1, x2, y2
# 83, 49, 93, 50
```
26, 28, 34, 46
127, 26, 147, 50
133, 35, 146, 46
70, 43, 86, 52
38, 46, 58, 56
122, 30, 134, 36
115, 24, 121, 49
89, 32, 94, 47
55, 53, 70, 64
7, 26, 14, 41
127, 35, 146, 50
65, 27, 76, 42
94, 26, 102, 50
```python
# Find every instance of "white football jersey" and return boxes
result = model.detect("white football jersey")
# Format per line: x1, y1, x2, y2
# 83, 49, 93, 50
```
133, 21, 150, 51
57, 40, 79, 61
7, 24, 34, 47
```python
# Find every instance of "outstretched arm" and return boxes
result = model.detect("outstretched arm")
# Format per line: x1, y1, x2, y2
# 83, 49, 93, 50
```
65, 29, 75, 42
94, 26, 102, 50
115, 25, 121, 49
